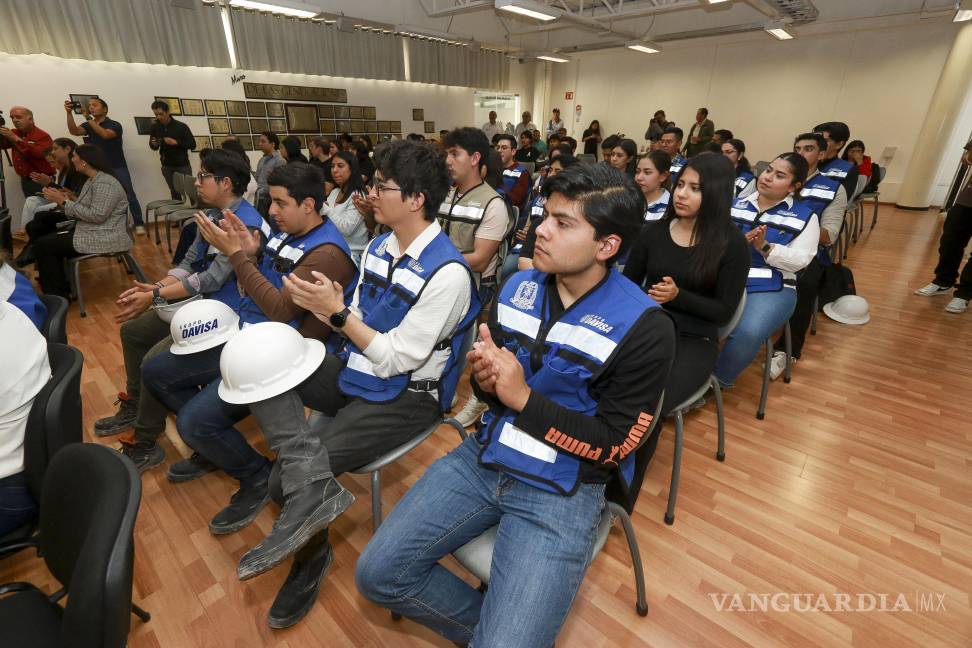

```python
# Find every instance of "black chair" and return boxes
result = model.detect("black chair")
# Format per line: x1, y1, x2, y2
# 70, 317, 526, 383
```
0, 343, 83, 559
39, 294, 68, 344
0, 444, 149, 648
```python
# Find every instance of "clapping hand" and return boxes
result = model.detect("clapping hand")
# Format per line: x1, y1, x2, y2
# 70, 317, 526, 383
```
115, 281, 157, 323
467, 324, 530, 412
648, 276, 679, 304
41, 186, 69, 206
30, 172, 53, 187
746, 225, 768, 250
195, 210, 261, 257
282, 271, 345, 321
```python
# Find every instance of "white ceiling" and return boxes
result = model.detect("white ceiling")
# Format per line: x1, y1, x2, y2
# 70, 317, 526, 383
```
303, 0, 961, 52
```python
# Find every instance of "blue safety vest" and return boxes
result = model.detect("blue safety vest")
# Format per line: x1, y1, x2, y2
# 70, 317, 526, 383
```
512, 195, 545, 254
730, 196, 817, 293
189, 200, 271, 311
820, 157, 853, 182
669, 155, 687, 187
477, 269, 660, 495
500, 164, 527, 197
734, 171, 755, 197
236, 219, 357, 347
800, 171, 842, 266
0, 263, 46, 331
644, 190, 671, 222
337, 231, 481, 411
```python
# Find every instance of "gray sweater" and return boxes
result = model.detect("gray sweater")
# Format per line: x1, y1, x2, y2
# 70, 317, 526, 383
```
62, 171, 132, 254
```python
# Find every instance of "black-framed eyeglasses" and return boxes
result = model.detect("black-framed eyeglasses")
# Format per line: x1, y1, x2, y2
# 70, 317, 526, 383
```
195, 172, 225, 183
372, 183, 403, 197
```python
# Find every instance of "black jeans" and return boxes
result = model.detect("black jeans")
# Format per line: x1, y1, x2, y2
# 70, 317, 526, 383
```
34, 230, 78, 298
161, 164, 192, 201
24, 209, 68, 244
20, 176, 44, 198
933, 203, 972, 300
775, 256, 824, 359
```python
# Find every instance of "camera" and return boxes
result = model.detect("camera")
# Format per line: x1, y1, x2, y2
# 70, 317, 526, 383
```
71, 100, 82, 111
0, 109, 5, 127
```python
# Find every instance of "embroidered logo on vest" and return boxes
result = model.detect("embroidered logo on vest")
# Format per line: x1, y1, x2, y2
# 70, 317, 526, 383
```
407, 259, 425, 273
511, 280, 539, 310
580, 314, 613, 333
376, 239, 388, 257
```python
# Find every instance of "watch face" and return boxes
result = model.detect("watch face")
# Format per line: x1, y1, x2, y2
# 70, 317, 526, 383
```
329, 310, 347, 328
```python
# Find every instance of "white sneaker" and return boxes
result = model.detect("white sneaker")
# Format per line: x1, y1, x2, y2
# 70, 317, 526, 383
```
945, 297, 968, 314
454, 395, 488, 428
914, 282, 951, 297
768, 351, 790, 381
135, 225, 148, 236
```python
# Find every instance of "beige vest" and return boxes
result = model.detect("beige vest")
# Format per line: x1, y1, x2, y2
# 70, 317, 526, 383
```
437, 182, 503, 256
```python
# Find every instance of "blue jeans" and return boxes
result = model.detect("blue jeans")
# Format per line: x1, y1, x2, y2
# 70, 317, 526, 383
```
355, 435, 605, 648
713, 288, 798, 385
0, 471, 37, 536
141, 347, 269, 484
112, 165, 143, 226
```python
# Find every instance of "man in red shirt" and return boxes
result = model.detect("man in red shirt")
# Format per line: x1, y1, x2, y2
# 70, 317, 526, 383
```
0, 106, 55, 199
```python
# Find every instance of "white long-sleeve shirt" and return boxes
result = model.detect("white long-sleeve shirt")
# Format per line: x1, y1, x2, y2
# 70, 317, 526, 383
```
322, 188, 369, 259
352, 222, 472, 391
742, 192, 820, 284
0, 303, 50, 480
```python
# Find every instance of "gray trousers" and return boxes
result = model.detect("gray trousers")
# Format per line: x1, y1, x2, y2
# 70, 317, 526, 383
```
119, 310, 173, 443
249, 354, 441, 500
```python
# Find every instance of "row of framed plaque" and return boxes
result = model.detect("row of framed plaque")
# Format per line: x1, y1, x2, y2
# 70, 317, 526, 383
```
154, 96, 379, 120
188, 133, 401, 153
203, 117, 402, 135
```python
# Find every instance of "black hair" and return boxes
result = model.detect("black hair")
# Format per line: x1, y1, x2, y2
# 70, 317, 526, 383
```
442, 127, 490, 170
663, 125, 683, 142
52, 137, 78, 154
661, 153, 735, 285
705, 142, 723, 154
309, 136, 329, 152
714, 128, 734, 142
547, 133, 561, 146
723, 138, 751, 175
562, 136, 577, 152
484, 149, 505, 190
640, 149, 672, 190
768, 152, 810, 190
519, 130, 535, 143
698, 107, 709, 117
281, 136, 308, 163
267, 161, 325, 212
219, 138, 251, 170
553, 143, 573, 158
602, 134, 621, 151
495, 133, 517, 149
406, 133, 425, 141
338, 132, 354, 146
372, 140, 451, 222
331, 150, 367, 197
89, 97, 107, 111
550, 153, 579, 170
150, 100, 170, 112
653, 109, 665, 119
552, 108, 561, 114
588, 120, 600, 132
258, 131, 280, 150
841, 139, 866, 161
359, 134, 374, 150
72, 144, 114, 176
613, 138, 638, 177
542, 163, 644, 264
199, 147, 251, 196
794, 132, 827, 152
814, 121, 851, 148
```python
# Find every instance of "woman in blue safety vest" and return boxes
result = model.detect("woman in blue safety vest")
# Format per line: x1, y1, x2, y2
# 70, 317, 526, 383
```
713, 152, 820, 386
722, 138, 754, 197
635, 149, 671, 222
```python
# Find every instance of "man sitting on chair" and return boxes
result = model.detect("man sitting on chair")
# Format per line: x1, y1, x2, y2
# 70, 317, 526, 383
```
355, 163, 675, 648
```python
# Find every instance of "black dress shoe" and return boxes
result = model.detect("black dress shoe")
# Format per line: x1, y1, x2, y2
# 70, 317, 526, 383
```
209, 467, 271, 535
267, 531, 332, 629
14, 245, 35, 267
167, 452, 219, 483
237, 477, 353, 580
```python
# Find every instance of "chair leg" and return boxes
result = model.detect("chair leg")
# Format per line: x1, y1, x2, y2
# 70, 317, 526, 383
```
870, 195, 879, 230
370, 470, 383, 533
72, 261, 87, 318
165, 214, 174, 253
783, 322, 792, 384
125, 253, 147, 282
444, 417, 468, 443
132, 603, 151, 623
665, 412, 682, 525
757, 338, 770, 420
609, 502, 649, 617
712, 376, 725, 462
810, 294, 818, 335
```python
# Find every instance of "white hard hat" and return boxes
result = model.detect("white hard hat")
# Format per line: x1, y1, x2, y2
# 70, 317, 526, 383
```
152, 294, 203, 323
822, 295, 870, 325
217, 322, 326, 404
169, 299, 240, 355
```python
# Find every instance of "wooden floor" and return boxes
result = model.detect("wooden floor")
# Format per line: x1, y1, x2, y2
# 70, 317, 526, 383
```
2, 205, 971, 647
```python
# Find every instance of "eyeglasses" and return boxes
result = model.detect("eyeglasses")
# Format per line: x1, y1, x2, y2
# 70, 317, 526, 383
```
195, 172, 225, 183
371, 183, 403, 197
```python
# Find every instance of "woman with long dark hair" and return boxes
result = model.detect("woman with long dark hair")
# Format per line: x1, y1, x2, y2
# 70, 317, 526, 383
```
625, 153, 749, 407
323, 150, 369, 263
280, 136, 309, 164
634, 150, 672, 222
713, 152, 818, 387
581, 120, 602, 159
608, 138, 638, 177
721, 138, 753, 196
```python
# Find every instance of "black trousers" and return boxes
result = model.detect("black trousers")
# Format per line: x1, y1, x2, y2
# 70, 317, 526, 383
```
775, 256, 824, 359
34, 230, 79, 298
24, 209, 68, 244
933, 203, 972, 300
20, 176, 44, 198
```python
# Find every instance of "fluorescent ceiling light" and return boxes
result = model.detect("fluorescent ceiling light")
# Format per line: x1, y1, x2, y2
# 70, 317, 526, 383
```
702, 0, 731, 3
955, 0, 972, 22
229, 0, 319, 19
764, 22, 794, 40
626, 41, 661, 54
495, 0, 560, 22
537, 54, 569, 62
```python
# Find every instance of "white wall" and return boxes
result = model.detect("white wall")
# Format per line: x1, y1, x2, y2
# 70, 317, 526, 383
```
545, 20, 965, 204
0, 52, 494, 219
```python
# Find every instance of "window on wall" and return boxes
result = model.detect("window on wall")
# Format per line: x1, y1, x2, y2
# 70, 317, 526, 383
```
474, 92, 520, 132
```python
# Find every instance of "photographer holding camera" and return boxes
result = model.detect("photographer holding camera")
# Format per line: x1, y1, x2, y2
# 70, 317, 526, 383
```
0, 106, 55, 231
149, 100, 195, 201
65, 96, 146, 234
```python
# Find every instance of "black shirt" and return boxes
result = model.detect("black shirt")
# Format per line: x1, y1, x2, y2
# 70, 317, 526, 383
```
149, 118, 196, 167
623, 220, 750, 340
514, 146, 540, 163
308, 156, 334, 184
80, 117, 128, 169
582, 128, 600, 155
473, 272, 675, 493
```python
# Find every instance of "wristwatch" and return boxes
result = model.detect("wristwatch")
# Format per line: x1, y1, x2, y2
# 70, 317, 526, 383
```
329, 307, 351, 329
761, 242, 772, 255
152, 287, 166, 307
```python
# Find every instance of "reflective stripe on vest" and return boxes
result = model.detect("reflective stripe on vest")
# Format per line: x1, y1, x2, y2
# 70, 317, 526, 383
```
730, 196, 816, 293
190, 201, 271, 311
820, 158, 852, 180
436, 183, 502, 255
644, 190, 670, 222
337, 230, 481, 411
476, 268, 660, 495
734, 172, 754, 196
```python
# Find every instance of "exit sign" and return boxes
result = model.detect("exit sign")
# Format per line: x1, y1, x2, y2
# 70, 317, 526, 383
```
565, 91, 574, 100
